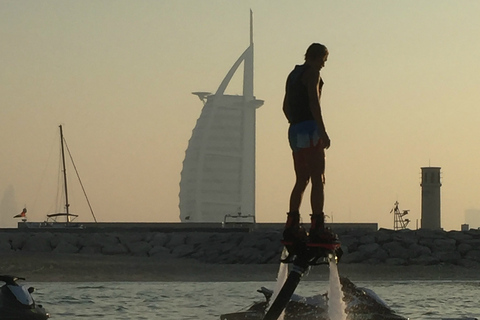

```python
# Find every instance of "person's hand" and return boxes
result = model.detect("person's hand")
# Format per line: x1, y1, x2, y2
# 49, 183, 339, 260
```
320, 131, 330, 149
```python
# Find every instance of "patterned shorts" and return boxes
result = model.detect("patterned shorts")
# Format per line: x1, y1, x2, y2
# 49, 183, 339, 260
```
288, 120, 320, 152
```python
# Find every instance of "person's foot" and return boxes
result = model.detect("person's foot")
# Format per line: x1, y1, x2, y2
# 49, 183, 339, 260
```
281, 225, 308, 263
308, 227, 339, 245
282, 225, 307, 244
282, 211, 306, 244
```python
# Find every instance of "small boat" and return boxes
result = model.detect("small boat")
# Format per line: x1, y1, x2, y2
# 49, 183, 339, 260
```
0, 275, 49, 320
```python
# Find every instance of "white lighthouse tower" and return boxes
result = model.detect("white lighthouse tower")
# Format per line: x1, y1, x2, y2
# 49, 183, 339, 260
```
420, 167, 442, 229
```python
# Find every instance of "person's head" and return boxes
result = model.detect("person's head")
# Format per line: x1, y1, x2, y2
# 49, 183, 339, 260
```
305, 43, 328, 69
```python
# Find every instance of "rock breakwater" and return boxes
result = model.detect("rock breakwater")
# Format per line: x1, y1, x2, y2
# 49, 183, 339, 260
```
1, 228, 480, 267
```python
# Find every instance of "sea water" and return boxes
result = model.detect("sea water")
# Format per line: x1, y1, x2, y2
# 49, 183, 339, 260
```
29, 280, 480, 319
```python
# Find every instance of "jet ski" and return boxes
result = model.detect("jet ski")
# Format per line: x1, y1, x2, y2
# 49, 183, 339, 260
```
220, 277, 406, 320
0, 275, 49, 320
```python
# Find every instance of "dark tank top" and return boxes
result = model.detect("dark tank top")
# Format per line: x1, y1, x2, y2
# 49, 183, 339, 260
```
286, 65, 314, 124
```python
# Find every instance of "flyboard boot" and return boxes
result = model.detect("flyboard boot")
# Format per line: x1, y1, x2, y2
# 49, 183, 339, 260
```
280, 211, 307, 263
307, 213, 342, 265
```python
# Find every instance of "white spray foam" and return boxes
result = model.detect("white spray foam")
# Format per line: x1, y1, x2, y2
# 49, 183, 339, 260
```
328, 259, 347, 320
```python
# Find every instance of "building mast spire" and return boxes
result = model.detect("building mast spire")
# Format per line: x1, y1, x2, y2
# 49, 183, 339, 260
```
250, 9, 253, 46
243, 10, 254, 100
240, 9, 256, 218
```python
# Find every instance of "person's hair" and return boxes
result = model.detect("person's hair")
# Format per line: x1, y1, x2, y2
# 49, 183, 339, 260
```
305, 43, 328, 61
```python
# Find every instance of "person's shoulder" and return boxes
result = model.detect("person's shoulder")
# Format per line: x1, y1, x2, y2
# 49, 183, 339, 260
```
287, 65, 303, 82
289, 64, 303, 75
301, 65, 319, 83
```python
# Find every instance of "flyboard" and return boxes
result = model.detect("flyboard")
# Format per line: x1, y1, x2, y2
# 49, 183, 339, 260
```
262, 237, 343, 320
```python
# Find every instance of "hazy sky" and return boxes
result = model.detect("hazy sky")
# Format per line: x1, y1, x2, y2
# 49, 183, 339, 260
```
1, 1, 479, 230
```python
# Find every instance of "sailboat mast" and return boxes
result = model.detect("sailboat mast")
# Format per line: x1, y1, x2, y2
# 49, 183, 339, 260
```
59, 125, 70, 222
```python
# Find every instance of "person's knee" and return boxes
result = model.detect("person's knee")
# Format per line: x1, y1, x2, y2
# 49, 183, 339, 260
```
295, 176, 310, 189
311, 174, 325, 187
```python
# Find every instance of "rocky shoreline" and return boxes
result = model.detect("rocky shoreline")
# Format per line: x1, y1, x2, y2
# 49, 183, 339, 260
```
2, 227, 480, 281
2, 228, 480, 268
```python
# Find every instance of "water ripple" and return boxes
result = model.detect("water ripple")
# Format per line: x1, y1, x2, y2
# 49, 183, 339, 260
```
26, 280, 480, 320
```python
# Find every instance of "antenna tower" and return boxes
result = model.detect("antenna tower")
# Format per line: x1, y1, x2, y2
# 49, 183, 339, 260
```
390, 201, 410, 230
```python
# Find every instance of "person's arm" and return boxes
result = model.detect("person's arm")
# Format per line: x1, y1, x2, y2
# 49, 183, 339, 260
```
304, 68, 330, 148
282, 92, 291, 123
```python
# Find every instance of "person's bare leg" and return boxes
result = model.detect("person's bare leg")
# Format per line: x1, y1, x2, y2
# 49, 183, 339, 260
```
310, 146, 325, 216
307, 145, 337, 244
289, 150, 311, 214
284, 150, 310, 243
309, 146, 326, 231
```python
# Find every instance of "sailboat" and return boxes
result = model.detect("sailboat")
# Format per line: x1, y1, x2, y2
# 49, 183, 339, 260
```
23, 125, 97, 229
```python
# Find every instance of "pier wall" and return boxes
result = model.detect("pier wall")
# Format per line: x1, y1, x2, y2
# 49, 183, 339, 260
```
1, 228, 480, 267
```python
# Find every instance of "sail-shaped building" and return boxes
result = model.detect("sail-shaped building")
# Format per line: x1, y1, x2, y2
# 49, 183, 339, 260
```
179, 12, 263, 222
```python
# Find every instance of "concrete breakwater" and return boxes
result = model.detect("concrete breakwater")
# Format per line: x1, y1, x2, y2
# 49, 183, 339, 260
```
1, 228, 480, 267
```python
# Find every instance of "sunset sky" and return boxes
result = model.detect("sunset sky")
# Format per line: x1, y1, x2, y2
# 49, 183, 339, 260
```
1, 1, 479, 230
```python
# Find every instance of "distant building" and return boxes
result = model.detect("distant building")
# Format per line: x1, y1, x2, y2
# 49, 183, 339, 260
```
465, 209, 480, 229
0, 185, 18, 228
178, 12, 263, 222
420, 167, 442, 229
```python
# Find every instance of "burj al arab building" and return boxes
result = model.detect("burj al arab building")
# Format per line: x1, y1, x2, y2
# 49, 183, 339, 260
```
179, 12, 263, 222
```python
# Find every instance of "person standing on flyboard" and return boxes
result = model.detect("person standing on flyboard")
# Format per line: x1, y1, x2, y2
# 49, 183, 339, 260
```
282, 43, 338, 250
